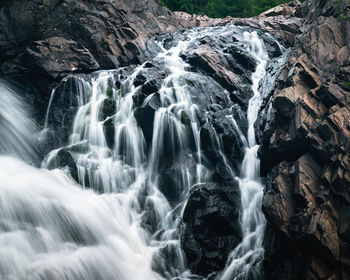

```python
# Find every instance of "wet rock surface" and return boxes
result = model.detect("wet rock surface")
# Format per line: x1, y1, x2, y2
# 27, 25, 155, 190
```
256, 0, 350, 279
40, 24, 285, 277
182, 181, 241, 276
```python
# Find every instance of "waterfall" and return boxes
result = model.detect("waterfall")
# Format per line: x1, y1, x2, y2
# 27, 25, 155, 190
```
0, 25, 285, 280
0, 78, 163, 280
0, 79, 39, 162
220, 31, 268, 280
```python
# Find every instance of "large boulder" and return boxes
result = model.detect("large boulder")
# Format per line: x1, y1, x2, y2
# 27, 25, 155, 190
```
182, 181, 241, 277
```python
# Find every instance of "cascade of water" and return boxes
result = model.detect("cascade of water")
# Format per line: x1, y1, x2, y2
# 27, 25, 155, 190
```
0, 79, 39, 162
41, 27, 231, 278
220, 31, 272, 280
67, 71, 147, 193
0, 78, 162, 280
44, 89, 56, 130
1, 25, 285, 280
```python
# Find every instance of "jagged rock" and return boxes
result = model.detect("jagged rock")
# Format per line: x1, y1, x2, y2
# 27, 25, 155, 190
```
158, 152, 197, 205
182, 31, 261, 96
174, 1, 304, 46
185, 45, 241, 92
100, 98, 116, 121
1, 0, 349, 278
103, 118, 115, 149
258, 0, 350, 278
45, 75, 84, 147
182, 181, 241, 276
263, 154, 343, 279
133, 67, 163, 98
273, 87, 296, 118
0, 0, 180, 123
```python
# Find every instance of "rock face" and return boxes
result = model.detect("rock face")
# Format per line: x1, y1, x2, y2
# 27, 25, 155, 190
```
0, 0, 179, 122
182, 181, 241, 276
256, 0, 350, 279
174, 1, 304, 46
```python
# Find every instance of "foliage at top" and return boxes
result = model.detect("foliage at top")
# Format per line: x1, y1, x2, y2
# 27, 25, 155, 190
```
160, 0, 290, 18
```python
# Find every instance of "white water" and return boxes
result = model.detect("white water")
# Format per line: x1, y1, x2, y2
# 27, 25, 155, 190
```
0, 156, 161, 280
0, 26, 283, 280
0, 79, 39, 162
220, 31, 269, 280
41, 29, 214, 279
0, 78, 161, 280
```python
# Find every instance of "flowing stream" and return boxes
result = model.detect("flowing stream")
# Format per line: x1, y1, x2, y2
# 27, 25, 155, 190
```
220, 31, 268, 280
0, 26, 285, 280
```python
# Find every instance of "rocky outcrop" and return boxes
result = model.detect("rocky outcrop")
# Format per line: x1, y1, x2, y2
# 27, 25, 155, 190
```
182, 181, 241, 277
256, 0, 350, 279
174, 1, 304, 46
0, 0, 179, 122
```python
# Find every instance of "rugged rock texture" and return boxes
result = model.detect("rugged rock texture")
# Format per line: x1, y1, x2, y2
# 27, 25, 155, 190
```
166, 26, 285, 277
174, 0, 304, 46
182, 181, 241, 276
0, 0, 179, 122
256, 0, 350, 279
41, 23, 286, 277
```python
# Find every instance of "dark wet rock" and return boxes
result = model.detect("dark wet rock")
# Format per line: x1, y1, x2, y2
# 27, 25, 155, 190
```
104, 118, 115, 149
141, 79, 160, 95
133, 73, 148, 88
46, 149, 78, 182
1, 0, 349, 278
182, 73, 248, 172
185, 47, 240, 92
134, 92, 161, 145
225, 45, 257, 72
100, 98, 116, 121
159, 152, 197, 205
182, 181, 241, 277
132, 65, 164, 108
44, 68, 131, 150
183, 40, 255, 94
45, 75, 83, 148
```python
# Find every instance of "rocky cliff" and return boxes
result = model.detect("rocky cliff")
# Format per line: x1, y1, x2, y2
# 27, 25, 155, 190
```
258, 1, 350, 279
0, 0, 349, 279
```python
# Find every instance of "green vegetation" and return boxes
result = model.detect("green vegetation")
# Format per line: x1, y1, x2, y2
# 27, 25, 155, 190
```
340, 10, 348, 19
103, 39, 109, 50
160, 0, 290, 17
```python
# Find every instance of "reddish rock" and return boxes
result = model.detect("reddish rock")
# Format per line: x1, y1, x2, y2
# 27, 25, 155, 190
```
0, 0, 180, 122
259, 0, 350, 279
174, 1, 304, 46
